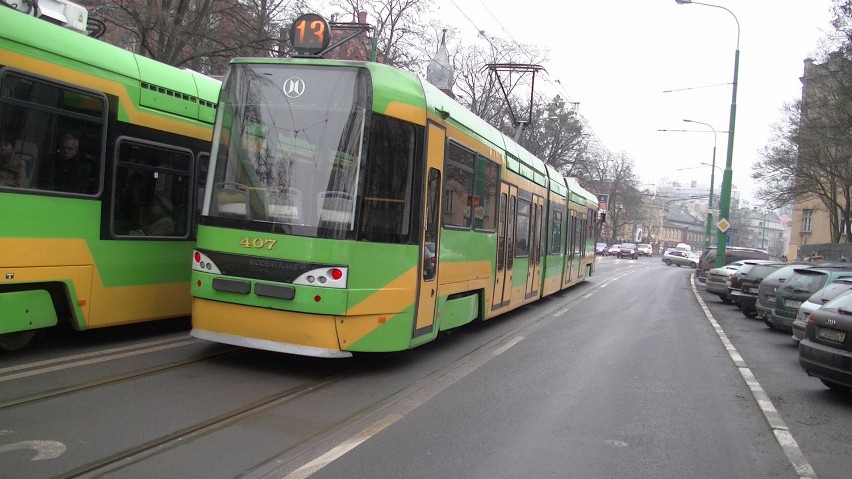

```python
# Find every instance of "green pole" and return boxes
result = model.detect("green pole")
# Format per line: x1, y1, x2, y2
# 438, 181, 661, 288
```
716, 47, 738, 267
675, 1, 740, 267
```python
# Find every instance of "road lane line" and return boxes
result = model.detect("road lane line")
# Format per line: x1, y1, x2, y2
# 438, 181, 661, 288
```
283, 414, 404, 479
690, 273, 817, 479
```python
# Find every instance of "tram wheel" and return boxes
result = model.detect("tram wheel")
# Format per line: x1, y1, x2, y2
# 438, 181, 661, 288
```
0, 330, 36, 352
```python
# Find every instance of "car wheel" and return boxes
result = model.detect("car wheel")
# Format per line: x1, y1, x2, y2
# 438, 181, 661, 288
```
764, 317, 776, 330
689, 262, 697, 268
719, 294, 732, 304
742, 309, 758, 318
664, 259, 671, 265
820, 379, 852, 393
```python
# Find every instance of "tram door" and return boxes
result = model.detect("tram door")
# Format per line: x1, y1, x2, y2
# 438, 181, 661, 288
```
491, 184, 510, 309
565, 210, 577, 285
498, 186, 517, 308
415, 123, 444, 334
525, 197, 544, 298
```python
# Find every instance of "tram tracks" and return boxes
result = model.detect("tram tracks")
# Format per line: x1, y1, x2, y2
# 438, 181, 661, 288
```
53, 352, 396, 479
0, 337, 239, 409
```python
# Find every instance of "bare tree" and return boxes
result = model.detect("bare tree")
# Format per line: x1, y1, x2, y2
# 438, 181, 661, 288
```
328, 0, 428, 69
524, 96, 589, 177
754, 53, 852, 242
87, 0, 297, 74
583, 149, 641, 244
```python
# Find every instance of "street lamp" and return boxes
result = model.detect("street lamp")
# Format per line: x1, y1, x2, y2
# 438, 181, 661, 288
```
675, 0, 740, 267
684, 119, 717, 249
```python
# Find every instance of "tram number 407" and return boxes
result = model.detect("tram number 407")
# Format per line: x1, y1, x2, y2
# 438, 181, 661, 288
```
240, 237, 278, 250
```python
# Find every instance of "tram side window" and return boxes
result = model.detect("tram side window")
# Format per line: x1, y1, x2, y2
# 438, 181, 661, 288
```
443, 142, 474, 228
515, 198, 531, 257
359, 115, 416, 243
112, 141, 193, 238
550, 209, 564, 255
472, 157, 498, 232
0, 72, 104, 195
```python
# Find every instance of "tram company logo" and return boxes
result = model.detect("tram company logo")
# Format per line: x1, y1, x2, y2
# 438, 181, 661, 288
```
282, 77, 306, 98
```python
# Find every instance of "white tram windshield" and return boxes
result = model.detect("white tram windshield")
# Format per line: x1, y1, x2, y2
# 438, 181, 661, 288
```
206, 63, 417, 243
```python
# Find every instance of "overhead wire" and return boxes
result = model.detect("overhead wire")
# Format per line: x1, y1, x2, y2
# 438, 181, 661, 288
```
446, 0, 612, 157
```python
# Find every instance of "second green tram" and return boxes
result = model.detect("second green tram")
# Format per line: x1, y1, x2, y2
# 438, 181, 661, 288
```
190, 57, 598, 358
0, 6, 219, 350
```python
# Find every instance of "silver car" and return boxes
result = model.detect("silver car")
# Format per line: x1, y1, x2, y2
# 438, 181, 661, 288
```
662, 249, 699, 268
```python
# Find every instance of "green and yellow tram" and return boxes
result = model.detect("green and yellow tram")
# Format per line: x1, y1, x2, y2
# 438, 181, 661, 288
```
190, 46, 598, 357
0, 6, 219, 350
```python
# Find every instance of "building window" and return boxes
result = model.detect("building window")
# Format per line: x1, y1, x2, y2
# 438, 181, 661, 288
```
802, 209, 813, 233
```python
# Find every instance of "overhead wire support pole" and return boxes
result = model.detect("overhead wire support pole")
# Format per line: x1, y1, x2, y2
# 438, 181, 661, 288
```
675, 0, 740, 266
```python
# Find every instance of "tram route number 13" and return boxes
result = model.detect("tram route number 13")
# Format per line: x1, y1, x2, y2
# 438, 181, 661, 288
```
290, 13, 331, 55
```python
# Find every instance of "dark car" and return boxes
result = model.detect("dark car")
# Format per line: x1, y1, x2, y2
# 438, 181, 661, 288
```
755, 264, 811, 324
728, 261, 787, 317
769, 264, 852, 332
792, 278, 852, 344
798, 289, 852, 392
697, 246, 774, 283
618, 242, 638, 259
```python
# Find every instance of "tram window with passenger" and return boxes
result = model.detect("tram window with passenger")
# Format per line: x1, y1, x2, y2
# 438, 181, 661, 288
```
0, 71, 105, 195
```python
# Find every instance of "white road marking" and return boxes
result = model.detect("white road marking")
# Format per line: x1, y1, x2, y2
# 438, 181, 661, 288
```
690, 273, 816, 479
0, 440, 66, 461
283, 414, 403, 479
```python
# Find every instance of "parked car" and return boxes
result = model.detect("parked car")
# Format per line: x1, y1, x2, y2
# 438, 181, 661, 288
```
595, 242, 609, 255
705, 260, 750, 303
727, 260, 785, 310
662, 249, 699, 268
755, 264, 812, 324
608, 244, 622, 256
637, 243, 653, 257
618, 242, 638, 259
769, 264, 852, 332
798, 288, 852, 392
728, 262, 787, 318
697, 246, 775, 283
792, 278, 852, 344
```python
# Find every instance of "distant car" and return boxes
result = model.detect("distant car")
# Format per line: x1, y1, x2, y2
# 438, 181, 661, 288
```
608, 244, 622, 256
798, 288, 852, 392
596, 243, 608, 255
618, 242, 638, 259
637, 243, 653, 257
705, 260, 749, 303
662, 249, 699, 268
792, 278, 852, 344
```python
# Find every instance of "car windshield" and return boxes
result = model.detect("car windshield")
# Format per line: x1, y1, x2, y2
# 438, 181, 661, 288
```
821, 288, 852, 309
622, 243, 636, 248
785, 271, 828, 294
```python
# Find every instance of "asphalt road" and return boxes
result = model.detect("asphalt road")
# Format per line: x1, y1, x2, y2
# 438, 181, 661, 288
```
1, 255, 849, 478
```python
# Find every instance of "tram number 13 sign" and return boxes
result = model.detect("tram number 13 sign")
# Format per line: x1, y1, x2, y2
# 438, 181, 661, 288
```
290, 13, 331, 55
